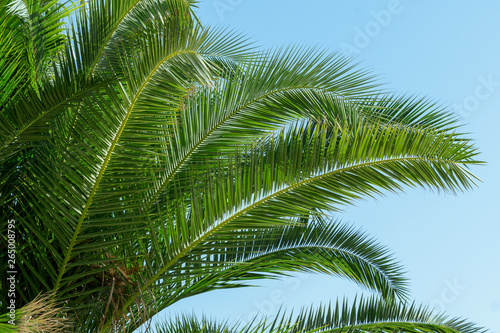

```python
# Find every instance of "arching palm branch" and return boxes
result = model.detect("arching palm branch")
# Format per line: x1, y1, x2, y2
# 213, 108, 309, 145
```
151, 297, 486, 333
0, 0, 485, 332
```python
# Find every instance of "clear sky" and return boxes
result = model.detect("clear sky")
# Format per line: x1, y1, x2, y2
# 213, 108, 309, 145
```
153, 1, 500, 331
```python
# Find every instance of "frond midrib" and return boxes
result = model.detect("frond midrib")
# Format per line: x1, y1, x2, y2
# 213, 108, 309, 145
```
146, 85, 345, 208
322, 320, 462, 333
196, 242, 401, 296
148, 242, 403, 318
52, 49, 198, 293
0, 82, 109, 156
112, 154, 472, 327
85, 0, 149, 78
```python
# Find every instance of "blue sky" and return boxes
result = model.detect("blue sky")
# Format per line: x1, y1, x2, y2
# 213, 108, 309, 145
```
154, 1, 500, 331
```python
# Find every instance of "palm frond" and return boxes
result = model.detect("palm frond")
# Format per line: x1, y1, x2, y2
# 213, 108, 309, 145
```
72, 0, 196, 78
141, 48, 465, 213
117, 218, 408, 328
108, 119, 479, 330
148, 297, 487, 333
270, 296, 487, 333
6, 0, 77, 87
0, 2, 485, 331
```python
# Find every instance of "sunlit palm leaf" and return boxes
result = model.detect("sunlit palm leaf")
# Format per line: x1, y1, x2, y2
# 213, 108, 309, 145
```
0, 1, 486, 331
272, 296, 486, 333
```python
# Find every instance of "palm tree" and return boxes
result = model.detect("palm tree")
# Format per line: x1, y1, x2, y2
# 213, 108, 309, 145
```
0, 0, 486, 332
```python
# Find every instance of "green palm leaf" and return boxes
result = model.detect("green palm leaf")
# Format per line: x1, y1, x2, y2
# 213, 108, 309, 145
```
150, 297, 486, 333
271, 296, 486, 333
112, 218, 408, 328
0, 1, 487, 331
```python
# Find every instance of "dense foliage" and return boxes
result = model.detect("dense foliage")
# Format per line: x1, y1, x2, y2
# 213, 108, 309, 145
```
0, 0, 486, 332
